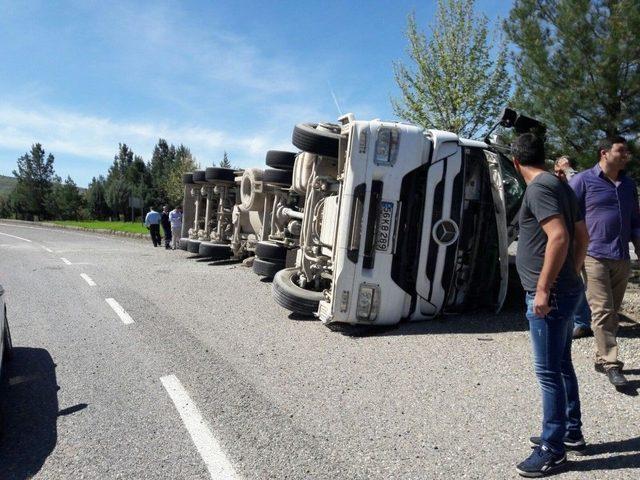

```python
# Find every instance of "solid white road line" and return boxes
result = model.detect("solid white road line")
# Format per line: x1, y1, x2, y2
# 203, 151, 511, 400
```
105, 298, 134, 325
80, 273, 97, 286
42, 246, 53, 253
60, 257, 72, 265
160, 375, 240, 480
0, 231, 32, 242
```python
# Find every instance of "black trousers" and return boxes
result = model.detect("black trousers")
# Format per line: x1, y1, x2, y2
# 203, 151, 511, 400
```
149, 224, 161, 246
162, 225, 172, 247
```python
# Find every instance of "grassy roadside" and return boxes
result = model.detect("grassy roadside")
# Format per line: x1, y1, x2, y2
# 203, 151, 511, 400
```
53, 220, 148, 234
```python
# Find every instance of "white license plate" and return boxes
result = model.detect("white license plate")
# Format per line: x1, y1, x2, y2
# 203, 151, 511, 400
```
375, 201, 394, 251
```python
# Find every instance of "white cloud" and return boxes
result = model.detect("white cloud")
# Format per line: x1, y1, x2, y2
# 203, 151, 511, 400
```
0, 104, 289, 171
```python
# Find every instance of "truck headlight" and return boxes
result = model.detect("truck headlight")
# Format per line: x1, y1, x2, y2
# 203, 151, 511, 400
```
374, 127, 399, 166
356, 283, 380, 322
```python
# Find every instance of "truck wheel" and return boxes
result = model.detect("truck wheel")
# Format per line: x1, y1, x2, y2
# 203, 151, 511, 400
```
179, 238, 189, 250
272, 267, 323, 315
187, 239, 202, 254
265, 151, 297, 171
2, 310, 12, 363
192, 170, 207, 183
255, 241, 288, 262
199, 242, 231, 259
263, 168, 293, 186
252, 258, 284, 278
182, 173, 194, 184
205, 167, 236, 182
292, 123, 341, 158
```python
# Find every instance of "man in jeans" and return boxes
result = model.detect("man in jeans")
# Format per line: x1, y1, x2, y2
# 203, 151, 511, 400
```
569, 137, 639, 388
513, 134, 590, 477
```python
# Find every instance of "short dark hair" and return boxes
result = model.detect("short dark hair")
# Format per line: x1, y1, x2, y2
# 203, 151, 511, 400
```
512, 133, 546, 166
597, 136, 627, 159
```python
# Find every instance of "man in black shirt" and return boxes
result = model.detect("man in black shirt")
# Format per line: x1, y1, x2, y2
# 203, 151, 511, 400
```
512, 134, 590, 477
161, 206, 172, 250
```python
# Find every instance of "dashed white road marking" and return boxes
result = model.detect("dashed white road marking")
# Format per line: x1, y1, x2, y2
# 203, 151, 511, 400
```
42, 246, 53, 253
0, 231, 32, 242
80, 273, 97, 286
60, 257, 72, 265
105, 298, 134, 325
160, 375, 240, 480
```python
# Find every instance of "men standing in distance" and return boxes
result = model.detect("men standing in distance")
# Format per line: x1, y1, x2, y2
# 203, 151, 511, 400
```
169, 205, 183, 250
569, 137, 639, 388
144, 206, 162, 248
512, 133, 589, 477
161, 206, 172, 250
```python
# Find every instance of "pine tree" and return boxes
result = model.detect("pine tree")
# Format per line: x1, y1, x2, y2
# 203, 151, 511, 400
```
105, 143, 137, 219
149, 138, 177, 205
53, 176, 84, 220
392, 0, 510, 138
86, 176, 109, 219
219, 151, 231, 168
12, 143, 57, 220
505, 0, 640, 167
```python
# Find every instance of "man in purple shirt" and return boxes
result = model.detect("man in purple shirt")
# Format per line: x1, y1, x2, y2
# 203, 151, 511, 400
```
569, 137, 640, 388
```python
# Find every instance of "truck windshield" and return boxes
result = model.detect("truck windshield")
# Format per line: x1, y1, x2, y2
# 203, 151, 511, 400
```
497, 152, 525, 224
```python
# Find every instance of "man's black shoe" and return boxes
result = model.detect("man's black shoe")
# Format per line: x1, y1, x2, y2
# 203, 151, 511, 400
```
607, 367, 629, 387
594, 363, 606, 373
529, 435, 586, 456
572, 326, 593, 339
516, 445, 567, 477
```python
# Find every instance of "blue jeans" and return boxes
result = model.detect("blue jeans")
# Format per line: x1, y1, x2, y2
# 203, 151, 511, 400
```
526, 290, 583, 454
572, 290, 592, 330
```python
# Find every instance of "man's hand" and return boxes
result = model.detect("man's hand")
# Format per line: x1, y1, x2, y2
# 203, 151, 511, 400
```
534, 289, 551, 317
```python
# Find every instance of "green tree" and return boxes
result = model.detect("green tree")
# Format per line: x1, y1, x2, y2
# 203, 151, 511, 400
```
86, 175, 109, 219
0, 194, 11, 218
505, 0, 640, 167
393, 0, 510, 138
105, 144, 137, 219
105, 176, 131, 219
149, 138, 177, 205
219, 151, 231, 168
52, 176, 84, 220
12, 143, 56, 220
165, 145, 198, 208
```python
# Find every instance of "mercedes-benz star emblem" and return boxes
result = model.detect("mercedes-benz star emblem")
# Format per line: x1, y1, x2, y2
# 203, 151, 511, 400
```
432, 219, 459, 246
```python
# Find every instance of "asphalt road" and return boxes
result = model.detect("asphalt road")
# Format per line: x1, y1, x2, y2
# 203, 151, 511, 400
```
0, 222, 638, 479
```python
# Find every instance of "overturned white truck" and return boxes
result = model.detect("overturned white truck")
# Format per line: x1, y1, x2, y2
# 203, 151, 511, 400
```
272, 110, 532, 329
179, 152, 306, 276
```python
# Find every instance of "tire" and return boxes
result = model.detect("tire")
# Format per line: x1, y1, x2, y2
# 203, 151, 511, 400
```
179, 238, 189, 250
266, 151, 297, 171
263, 168, 293, 186
272, 267, 324, 315
182, 173, 194, 184
187, 239, 202, 254
252, 258, 285, 278
255, 241, 288, 262
199, 242, 231, 259
2, 310, 12, 363
292, 123, 341, 158
205, 167, 236, 182
192, 170, 207, 183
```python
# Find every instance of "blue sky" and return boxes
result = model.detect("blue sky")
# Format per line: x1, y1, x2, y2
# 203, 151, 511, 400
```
0, 0, 511, 187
